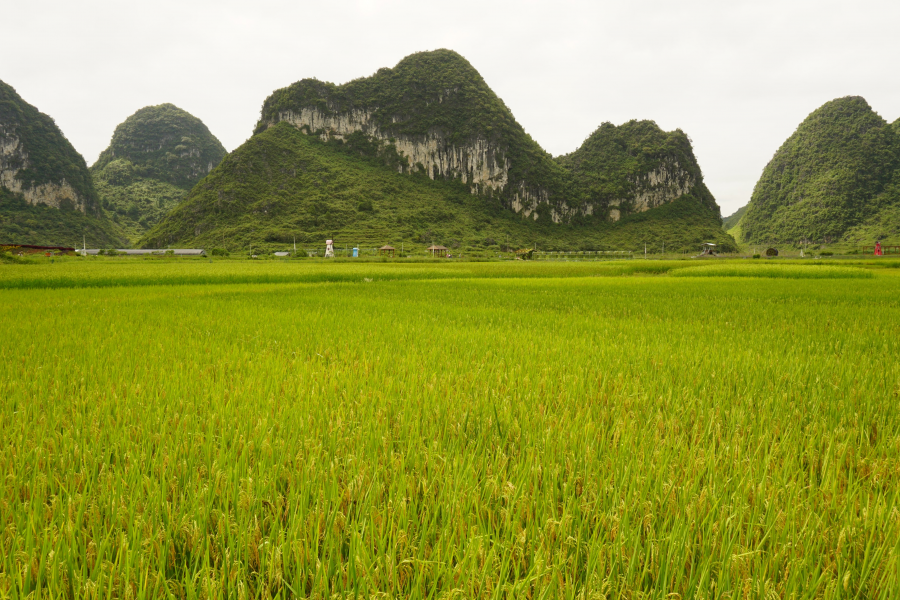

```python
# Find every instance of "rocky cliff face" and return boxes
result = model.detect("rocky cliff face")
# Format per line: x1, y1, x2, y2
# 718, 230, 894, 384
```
0, 80, 124, 246
556, 120, 718, 223
276, 107, 511, 193
0, 80, 98, 214
258, 51, 719, 225
0, 127, 86, 211
266, 106, 558, 220
611, 159, 698, 218
257, 50, 571, 221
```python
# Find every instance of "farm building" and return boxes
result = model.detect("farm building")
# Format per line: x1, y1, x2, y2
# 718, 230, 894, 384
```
76, 249, 206, 256
2, 244, 75, 255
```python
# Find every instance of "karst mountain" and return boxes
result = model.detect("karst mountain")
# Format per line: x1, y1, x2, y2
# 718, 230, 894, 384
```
0, 80, 124, 247
732, 96, 900, 246
142, 49, 734, 252
91, 104, 227, 243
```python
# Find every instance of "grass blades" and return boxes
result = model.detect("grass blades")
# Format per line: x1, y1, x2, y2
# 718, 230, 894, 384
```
1, 263, 899, 598
670, 263, 875, 279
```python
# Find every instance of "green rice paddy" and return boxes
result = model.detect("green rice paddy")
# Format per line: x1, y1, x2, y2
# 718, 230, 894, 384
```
1, 259, 898, 599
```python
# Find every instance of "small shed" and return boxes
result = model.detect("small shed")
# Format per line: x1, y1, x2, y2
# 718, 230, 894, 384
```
273, 251, 290, 257
427, 245, 448, 257
379, 245, 395, 257
699, 243, 717, 256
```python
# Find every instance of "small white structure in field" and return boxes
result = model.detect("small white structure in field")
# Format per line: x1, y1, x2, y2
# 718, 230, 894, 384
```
325, 239, 335, 258
273, 252, 290, 257
699, 243, 717, 256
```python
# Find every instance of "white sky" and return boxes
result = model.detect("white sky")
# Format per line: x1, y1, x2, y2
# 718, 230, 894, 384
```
3, 0, 899, 216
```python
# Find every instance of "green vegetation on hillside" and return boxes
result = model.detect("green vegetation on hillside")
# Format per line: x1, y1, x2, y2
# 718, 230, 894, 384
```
90, 104, 227, 243
92, 104, 226, 187
258, 49, 567, 206
150, 50, 733, 251
0, 79, 99, 213
721, 203, 747, 230
0, 187, 126, 247
0, 80, 125, 246
557, 120, 719, 219
93, 161, 196, 242
141, 123, 735, 253
742, 96, 900, 244
2, 261, 898, 597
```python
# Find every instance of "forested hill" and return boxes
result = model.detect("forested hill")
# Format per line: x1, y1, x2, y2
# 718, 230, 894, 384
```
256, 49, 567, 219
740, 96, 900, 244
557, 120, 720, 222
144, 49, 734, 252
0, 80, 124, 246
90, 104, 227, 243
254, 50, 725, 227
140, 122, 736, 253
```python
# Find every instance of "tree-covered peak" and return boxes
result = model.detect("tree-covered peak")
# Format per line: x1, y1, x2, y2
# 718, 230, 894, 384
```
256, 49, 520, 146
557, 119, 718, 216
791, 96, 887, 147
560, 120, 695, 168
92, 103, 226, 188
741, 96, 900, 243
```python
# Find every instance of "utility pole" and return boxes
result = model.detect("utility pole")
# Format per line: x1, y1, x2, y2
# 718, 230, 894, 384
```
293, 236, 296, 253
644, 243, 647, 259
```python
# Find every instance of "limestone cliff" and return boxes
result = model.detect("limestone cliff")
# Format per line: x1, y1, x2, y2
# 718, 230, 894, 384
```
257, 50, 719, 225
556, 120, 719, 223
256, 50, 568, 221
0, 80, 124, 246
0, 80, 99, 214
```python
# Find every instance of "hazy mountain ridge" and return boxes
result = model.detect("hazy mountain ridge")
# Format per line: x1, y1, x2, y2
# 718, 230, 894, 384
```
722, 204, 747, 231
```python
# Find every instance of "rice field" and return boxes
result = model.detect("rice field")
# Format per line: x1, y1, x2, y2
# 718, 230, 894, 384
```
1, 259, 899, 599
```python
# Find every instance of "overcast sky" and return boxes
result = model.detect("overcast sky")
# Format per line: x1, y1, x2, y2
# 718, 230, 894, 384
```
4, 0, 899, 215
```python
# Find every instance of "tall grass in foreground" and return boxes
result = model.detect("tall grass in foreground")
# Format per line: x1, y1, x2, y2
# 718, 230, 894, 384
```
1, 268, 899, 598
